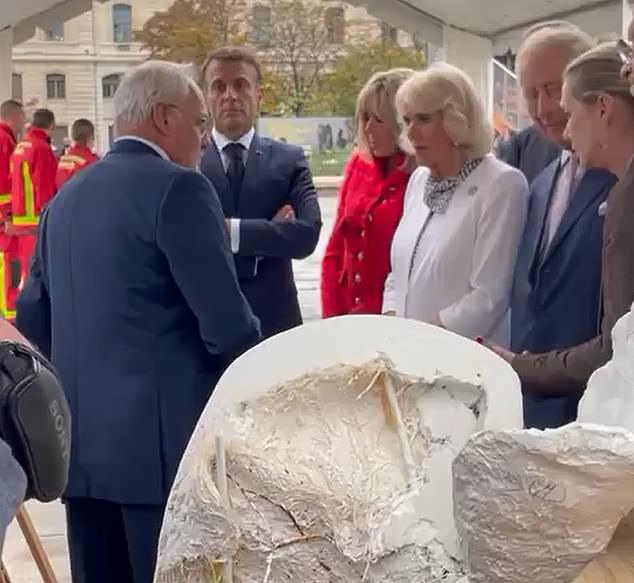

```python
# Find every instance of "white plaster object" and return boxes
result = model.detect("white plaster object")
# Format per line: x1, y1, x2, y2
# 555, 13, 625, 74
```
454, 424, 634, 583
153, 315, 522, 582
456, 303, 634, 583
578, 302, 634, 430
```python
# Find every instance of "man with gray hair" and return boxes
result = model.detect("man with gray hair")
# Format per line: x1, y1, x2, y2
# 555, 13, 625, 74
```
493, 23, 617, 429
16, 61, 261, 582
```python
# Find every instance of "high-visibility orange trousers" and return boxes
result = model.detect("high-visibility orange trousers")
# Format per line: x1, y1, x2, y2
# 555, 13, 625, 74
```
0, 234, 20, 321
16, 233, 35, 285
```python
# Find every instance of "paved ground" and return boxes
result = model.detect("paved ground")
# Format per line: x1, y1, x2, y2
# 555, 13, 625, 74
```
2, 195, 337, 582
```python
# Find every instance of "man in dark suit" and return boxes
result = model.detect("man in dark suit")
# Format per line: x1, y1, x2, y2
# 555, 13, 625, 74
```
485, 36, 634, 421
15, 61, 261, 583
200, 46, 322, 339
506, 22, 616, 429
495, 124, 560, 185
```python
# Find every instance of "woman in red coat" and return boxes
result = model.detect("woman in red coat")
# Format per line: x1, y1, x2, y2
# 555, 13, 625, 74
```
321, 68, 414, 317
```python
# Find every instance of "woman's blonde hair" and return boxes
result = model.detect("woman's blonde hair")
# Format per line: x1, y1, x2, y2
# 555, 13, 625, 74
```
395, 63, 493, 159
564, 41, 633, 105
354, 68, 415, 157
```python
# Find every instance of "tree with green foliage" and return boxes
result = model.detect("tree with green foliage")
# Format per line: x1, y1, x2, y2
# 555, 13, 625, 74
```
254, 0, 348, 116
135, 0, 425, 117
320, 41, 426, 116
135, 0, 247, 66
135, 0, 344, 115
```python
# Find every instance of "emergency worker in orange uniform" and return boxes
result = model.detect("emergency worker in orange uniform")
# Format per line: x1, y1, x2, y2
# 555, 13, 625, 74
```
0, 100, 26, 320
56, 119, 99, 188
9, 109, 57, 288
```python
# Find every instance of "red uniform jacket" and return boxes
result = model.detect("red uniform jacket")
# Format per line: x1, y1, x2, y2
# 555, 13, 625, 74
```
56, 145, 99, 189
321, 151, 410, 317
10, 127, 57, 230
0, 122, 17, 216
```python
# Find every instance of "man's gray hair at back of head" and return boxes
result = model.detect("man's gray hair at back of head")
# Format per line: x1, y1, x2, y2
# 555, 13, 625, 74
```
113, 60, 199, 131
517, 20, 595, 63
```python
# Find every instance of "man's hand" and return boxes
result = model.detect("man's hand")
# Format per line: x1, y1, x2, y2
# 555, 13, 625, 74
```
273, 205, 295, 221
224, 219, 231, 232
476, 336, 516, 363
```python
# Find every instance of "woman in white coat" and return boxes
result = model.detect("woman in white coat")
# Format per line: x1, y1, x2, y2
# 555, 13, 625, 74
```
383, 63, 528, 345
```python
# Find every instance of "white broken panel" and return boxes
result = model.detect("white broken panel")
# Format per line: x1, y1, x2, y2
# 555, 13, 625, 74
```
454, 424, 634, 583
154, 315, 523, 583
578, 301, 634, 430
575, 302, 634, 581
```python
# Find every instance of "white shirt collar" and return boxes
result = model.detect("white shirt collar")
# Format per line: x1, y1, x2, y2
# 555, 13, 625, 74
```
115, 135, 170, 161
212, 127, 255, 153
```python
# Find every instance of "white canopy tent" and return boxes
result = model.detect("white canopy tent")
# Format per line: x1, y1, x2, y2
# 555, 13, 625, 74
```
0, 0, 106, 102
346, 0, 632, 113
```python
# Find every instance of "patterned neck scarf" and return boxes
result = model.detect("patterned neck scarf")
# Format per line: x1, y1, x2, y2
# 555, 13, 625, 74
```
424, 157, 483, 214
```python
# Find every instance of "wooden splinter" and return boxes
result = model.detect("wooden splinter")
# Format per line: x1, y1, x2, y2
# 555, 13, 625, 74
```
380, 370, 418, 485
214, 435, 234, 583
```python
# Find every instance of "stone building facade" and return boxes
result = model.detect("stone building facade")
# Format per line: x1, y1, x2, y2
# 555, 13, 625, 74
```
12, 0, 414, 153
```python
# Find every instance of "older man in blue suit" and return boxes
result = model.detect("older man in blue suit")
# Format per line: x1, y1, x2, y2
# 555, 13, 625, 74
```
504, 23, 616, 429
200, 46, 322, 339
16, 61, 261, 583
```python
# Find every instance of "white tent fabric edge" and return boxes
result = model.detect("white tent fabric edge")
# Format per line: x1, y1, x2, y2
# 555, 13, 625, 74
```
345, 0, 631, 114
0, 0, 108, 102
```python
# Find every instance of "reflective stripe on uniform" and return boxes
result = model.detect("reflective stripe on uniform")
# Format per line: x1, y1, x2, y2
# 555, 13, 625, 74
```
12, 161, 38, 227
0, 193, 10, 204
60, 154, 85, 165
0, 252, 16, 320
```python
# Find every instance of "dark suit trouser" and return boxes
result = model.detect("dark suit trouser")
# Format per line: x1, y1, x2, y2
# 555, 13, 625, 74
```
523, 394, 580, 429
65, 497, 165, 583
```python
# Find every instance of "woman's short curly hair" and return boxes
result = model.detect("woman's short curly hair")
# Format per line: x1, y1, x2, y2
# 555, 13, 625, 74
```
395, 63, 493, 159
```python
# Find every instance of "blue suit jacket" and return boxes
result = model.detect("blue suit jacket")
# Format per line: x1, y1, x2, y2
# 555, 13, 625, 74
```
15, 139, 261, 505
201, 134, 322, 338
511, 159, 616, 429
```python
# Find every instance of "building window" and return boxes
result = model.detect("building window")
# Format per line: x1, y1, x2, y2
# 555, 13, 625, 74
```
46, 74, 66, 99
108, 125, 115, 147
102, 73, 122, 98
42, 22, 64, 42
325, 7, 345, 44
113, 4, 132, 43
381, 22, 398, 43
12, 74, 22, 102
251, 4, 272, 47
51, 126, 69, 154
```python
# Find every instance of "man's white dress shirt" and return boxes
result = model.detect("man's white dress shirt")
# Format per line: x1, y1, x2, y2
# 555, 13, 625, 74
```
540, 150, 581, 256
211, 127, 255, 253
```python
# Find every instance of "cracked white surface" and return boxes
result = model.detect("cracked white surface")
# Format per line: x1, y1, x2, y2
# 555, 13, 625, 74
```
155, 310, 634, 583
455, 303, 634, 583
154, 316, 522, 582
